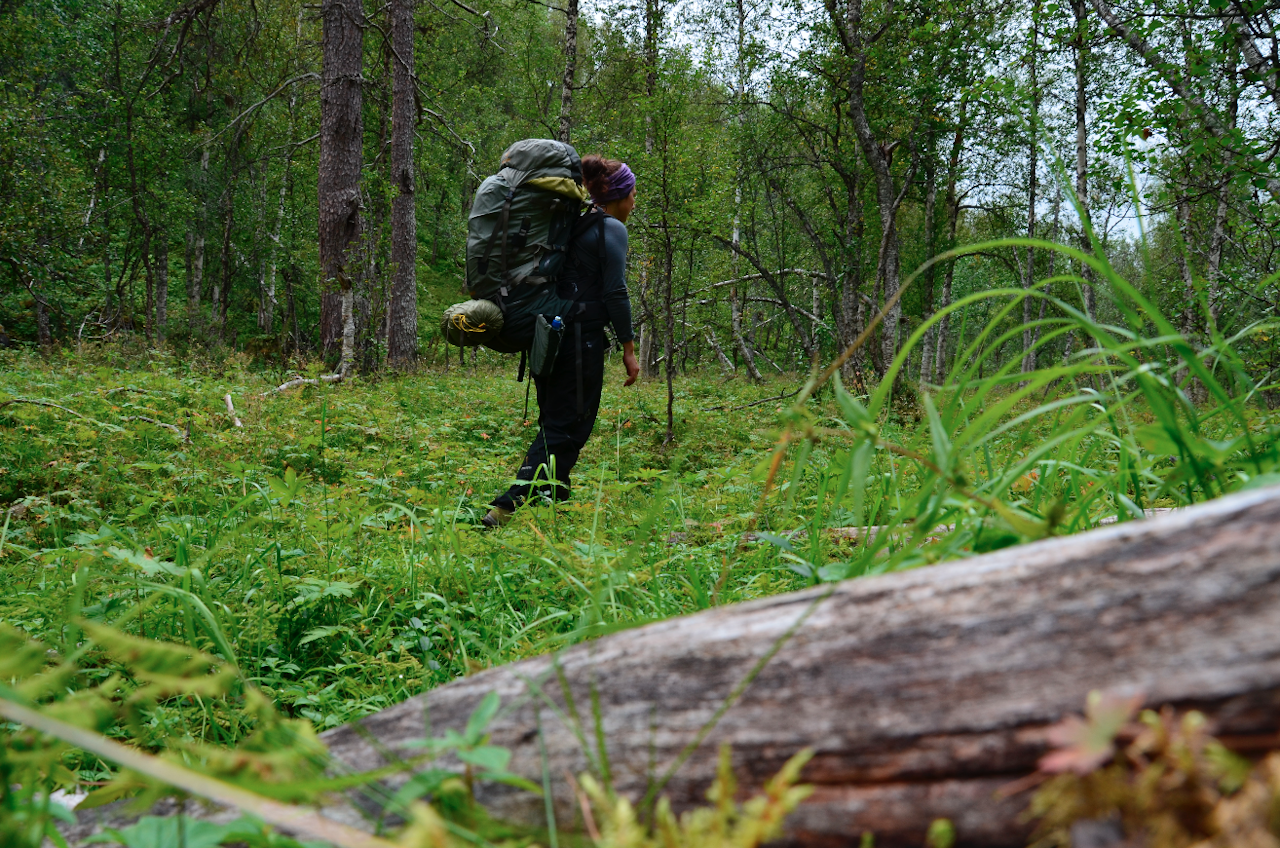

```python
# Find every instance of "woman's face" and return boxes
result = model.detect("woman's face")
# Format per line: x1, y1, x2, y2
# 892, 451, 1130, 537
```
606, 187, 636, 223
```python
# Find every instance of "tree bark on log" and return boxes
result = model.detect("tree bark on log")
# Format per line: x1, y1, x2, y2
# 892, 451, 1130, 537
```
323, 486, 1280, 847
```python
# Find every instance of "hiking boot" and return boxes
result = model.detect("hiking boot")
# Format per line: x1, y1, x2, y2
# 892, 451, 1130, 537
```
481, 506, 514, 528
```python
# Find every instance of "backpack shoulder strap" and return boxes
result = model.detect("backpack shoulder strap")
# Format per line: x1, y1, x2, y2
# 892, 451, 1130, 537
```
569, 206, 608, 241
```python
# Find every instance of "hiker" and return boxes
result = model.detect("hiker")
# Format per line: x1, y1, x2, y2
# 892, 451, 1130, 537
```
482, 155, 641, 527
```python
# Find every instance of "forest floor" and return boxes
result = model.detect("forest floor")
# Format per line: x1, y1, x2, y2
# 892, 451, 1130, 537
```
0, 345, 849, 757
1, 343, 1271, 785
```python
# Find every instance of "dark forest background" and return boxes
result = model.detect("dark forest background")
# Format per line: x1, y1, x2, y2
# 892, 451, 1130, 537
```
3, 0, 1278, 391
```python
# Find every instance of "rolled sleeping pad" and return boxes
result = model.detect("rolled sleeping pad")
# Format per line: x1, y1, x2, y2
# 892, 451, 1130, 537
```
441, 299, 505, 347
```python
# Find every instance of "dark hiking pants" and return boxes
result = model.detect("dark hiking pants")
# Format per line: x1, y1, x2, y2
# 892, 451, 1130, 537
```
492, 323, 606, 511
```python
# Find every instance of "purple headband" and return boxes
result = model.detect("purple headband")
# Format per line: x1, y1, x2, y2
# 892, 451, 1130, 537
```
593, 163, 635, 204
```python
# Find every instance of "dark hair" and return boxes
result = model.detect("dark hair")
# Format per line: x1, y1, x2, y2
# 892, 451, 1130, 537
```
581, 154, 623, 200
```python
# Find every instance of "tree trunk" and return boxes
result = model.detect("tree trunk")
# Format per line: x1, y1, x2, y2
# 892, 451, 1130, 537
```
387, 0, 418, 367
664, 235, 676, 443
341, 285, 356, 376
730, 283, 763, 381
1022, 0, 1041, 377
326, 486, 1280, 848
34, 286, 52, 348
214, 186, 234, 342
934, 101, 967, 384
1204, 61, 1237, 334
706, 330, 734, 374
728, 0, 763, 383
839, 165, 865, 384
284, 264, 299, 354
643, 0, 660, 155
835, 0, 906, 376
261, 173, 288, 335
320, 0, 365, 376
1031, 190, 1059, 358
99, 146, 114, 328
1206, 188, 1228, 331
1176, 188, 1197, 339
919, 156, 937, 384
189, 144, 210, 335
557, 0, 578, 143
639, 262, 660, 378
142, 229, 154, 343
20, 266, 53, 348
1071, 0, 1095, 322
154, 232, 167, 344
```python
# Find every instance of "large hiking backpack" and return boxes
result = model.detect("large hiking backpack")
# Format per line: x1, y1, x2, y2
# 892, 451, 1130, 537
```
444, 139, 594, 353
467, 139, 588, 299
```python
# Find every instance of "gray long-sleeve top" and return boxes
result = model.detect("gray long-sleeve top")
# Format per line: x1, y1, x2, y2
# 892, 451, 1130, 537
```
574, 214, 634, 343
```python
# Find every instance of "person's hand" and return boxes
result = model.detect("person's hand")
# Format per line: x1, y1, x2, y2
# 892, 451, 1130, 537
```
622, 341, 640, 387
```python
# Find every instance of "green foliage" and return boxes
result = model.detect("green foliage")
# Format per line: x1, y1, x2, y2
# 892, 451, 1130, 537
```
2, 229, 1279, 844
1027, 693, 1280, 848
753, 238, 1280, 581
0, 617, 539, 847
0, 347, 818, 747
578, 746, 813, 848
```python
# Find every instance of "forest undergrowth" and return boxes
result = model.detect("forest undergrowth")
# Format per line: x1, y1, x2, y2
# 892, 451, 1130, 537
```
4, 250, 1280, 846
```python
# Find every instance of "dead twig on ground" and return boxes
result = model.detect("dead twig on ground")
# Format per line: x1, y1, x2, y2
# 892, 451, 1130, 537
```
267, 374, 344, 394
703, 387, 803, 413
224, 394, 243, 427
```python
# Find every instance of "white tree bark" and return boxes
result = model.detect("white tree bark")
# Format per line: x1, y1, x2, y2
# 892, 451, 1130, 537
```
1071, 0, 1096, 323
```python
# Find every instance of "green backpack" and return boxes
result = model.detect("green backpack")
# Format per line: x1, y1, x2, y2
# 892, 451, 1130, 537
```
445, 139, 608, 359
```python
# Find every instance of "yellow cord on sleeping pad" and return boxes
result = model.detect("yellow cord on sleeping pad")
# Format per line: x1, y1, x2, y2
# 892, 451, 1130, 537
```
450, 313, 490, 334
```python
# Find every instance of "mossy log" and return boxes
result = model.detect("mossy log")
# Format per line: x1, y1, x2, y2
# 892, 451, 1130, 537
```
323, 486, 1280, 847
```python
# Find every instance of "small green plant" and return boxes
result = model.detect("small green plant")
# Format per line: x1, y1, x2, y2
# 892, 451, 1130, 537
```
1024, 691, 1277, 848
0, 613, 822, 848
576, 745, 813, 848
0, 621, 536, 848
755, 237, 1280, 580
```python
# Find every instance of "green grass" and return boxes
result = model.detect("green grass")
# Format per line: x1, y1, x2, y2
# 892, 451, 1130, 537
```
4, 240, 1280, 847
2, 240, 1279, 773
0, 346, 820, 739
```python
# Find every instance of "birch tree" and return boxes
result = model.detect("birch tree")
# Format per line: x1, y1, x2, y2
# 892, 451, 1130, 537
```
319, 0, 365, 377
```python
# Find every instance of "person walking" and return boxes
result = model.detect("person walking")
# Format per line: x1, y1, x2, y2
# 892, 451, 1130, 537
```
483, 155, 641, 527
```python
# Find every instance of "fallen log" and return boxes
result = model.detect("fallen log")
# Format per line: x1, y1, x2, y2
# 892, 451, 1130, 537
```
324, 487, 1280, 847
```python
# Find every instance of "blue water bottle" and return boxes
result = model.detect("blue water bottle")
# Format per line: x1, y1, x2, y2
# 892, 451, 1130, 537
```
551, 316, 563, 331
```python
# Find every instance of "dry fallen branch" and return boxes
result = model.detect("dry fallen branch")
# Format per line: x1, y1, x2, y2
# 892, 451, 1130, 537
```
0, 397, 122, 432
703, 386, 803, 412
268, 374, 344, 394
0, 699, 397, 848
0, 398, 89, 419
224, 394, 243, 428
324, 492, 1274, 847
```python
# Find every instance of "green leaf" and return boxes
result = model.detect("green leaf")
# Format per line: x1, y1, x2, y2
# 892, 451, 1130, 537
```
922, 393, 950, 471
464, 691, 501, 744
298, 625, 350, 646
835, 376, 876, 436
1135, 423, 1180, 457
457, 744, 511, 772
86, 816, 243, 848
387, 768, 455, 809
266, 467, 302, 508
755, 532, 795, 553
478, 770, 543, 795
